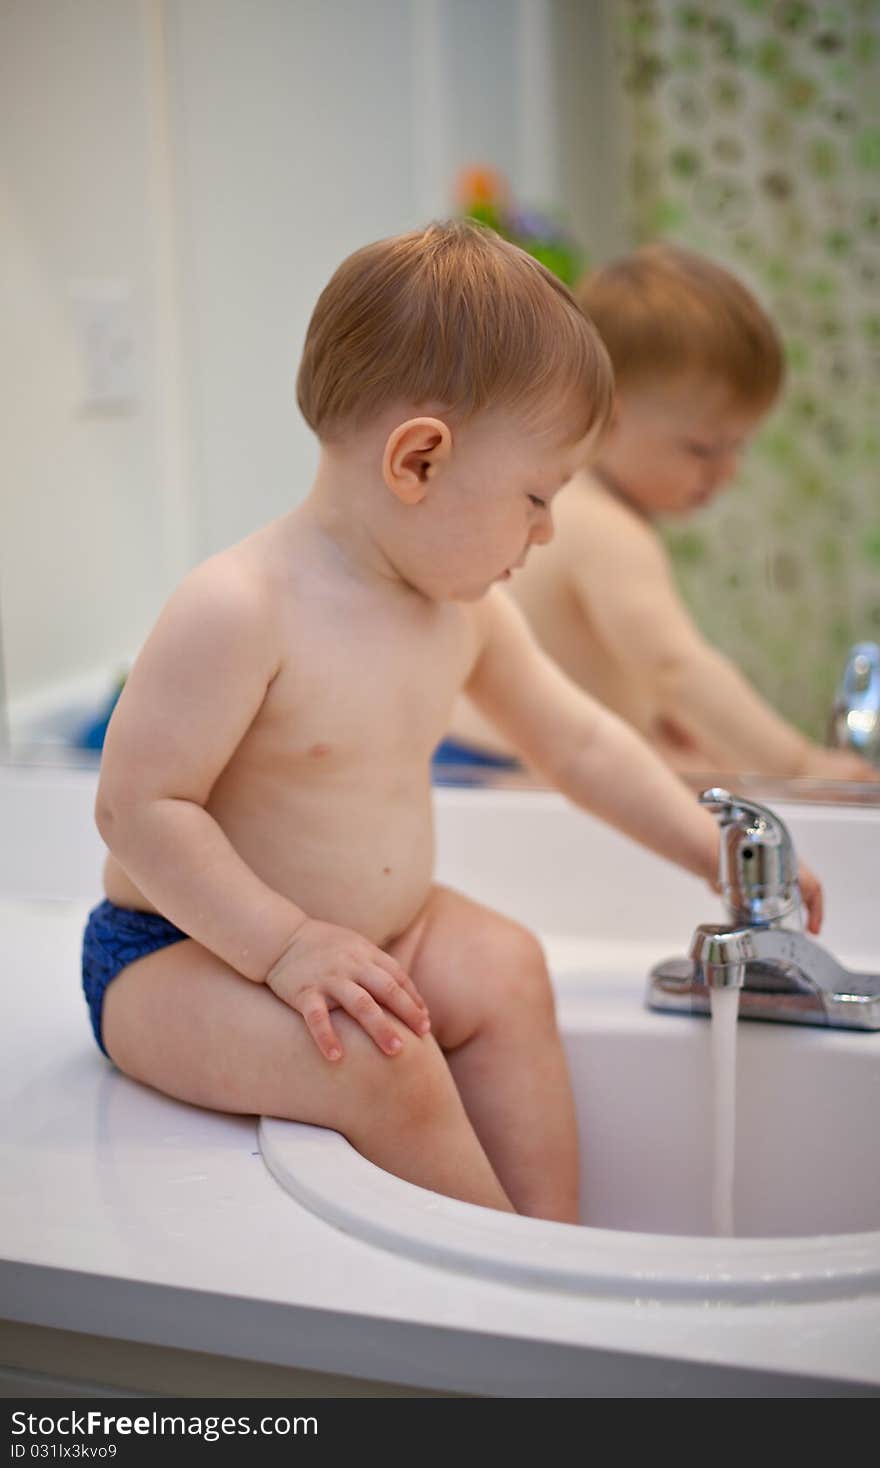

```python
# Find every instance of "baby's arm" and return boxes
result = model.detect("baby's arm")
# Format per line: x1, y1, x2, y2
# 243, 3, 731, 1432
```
465, 591, 824, 931
95, 560, 427, 1059
563, 497, 876, 782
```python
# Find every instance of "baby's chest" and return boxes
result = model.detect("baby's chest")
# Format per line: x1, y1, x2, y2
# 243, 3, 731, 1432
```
258, 602, 477, 759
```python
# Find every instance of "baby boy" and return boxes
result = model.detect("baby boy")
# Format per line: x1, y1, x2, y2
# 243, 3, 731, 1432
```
84, 223, 822, 1225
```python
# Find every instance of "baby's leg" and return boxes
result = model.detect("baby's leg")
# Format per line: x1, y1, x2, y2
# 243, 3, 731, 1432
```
388, 887, 579, 1223
101, 939, 513, 1212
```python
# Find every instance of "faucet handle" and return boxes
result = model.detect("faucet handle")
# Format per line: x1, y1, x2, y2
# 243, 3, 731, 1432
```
699, 787, 800, 927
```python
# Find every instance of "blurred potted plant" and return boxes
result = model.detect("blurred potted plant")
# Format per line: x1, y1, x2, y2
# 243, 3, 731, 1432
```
455, 165, 585, 287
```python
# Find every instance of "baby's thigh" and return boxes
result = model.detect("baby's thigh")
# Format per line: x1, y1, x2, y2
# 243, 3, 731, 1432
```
102, 938, 454, 1133
388, 886, 555, 1050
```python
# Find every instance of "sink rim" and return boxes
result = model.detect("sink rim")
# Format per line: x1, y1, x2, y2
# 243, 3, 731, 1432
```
259, 1114, 880, 1304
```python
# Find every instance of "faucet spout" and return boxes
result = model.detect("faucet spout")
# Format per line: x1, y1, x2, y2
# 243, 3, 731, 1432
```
690, 923, 845, 993
646, 789, 880, 1030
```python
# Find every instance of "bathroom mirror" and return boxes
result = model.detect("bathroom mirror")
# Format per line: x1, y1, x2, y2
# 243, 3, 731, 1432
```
2, 1, 878, 795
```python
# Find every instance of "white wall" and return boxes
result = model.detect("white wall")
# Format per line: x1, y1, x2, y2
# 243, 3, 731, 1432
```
1, 0, 565, 735
0, 0, 172, 728
168, 0, 418, 557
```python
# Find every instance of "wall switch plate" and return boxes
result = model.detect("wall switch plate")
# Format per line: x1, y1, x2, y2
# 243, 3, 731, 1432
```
70, 280, 137, 412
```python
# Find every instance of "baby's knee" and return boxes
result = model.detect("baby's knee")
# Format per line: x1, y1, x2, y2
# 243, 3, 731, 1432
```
482, 920, 556, 1018
339, 1023, 460, 1138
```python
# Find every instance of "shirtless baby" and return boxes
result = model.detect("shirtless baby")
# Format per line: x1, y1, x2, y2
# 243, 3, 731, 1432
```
83, 222, 823, 1225
449, 242, 877, 783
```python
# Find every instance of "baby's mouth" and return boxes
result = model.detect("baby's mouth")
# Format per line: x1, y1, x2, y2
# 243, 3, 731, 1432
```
498, 551, 529, 582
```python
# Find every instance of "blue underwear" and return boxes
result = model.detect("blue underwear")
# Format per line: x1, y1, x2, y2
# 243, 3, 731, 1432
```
432, 736, 522, 772
81, 899, 188, 1056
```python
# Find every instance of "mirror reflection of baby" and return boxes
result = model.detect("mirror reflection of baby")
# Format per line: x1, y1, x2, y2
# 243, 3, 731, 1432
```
447, 243, 878, 785
83, 223, 823, 1227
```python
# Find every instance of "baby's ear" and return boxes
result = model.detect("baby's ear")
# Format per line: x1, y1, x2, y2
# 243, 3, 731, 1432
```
382, 417, 452, 504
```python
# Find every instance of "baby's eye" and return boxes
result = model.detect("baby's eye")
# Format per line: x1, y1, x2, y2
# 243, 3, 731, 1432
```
528, 494, 547, 507
683, 441, 714, 460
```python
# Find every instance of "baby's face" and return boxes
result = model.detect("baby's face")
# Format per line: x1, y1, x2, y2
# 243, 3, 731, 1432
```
411, 410, 591, 602
604, 381, 765, 517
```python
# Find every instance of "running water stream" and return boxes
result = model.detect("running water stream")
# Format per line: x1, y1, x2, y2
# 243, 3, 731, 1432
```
709, 985, 740, 1236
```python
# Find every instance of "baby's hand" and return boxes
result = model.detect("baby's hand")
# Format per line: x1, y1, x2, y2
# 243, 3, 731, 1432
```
803, 747, 879, 783
264, 919, 431, 1061
797, 860, 823, 935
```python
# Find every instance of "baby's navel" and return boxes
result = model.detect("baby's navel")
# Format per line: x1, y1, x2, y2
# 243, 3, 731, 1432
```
307, 742, 332, 758
383, 866, 391, 875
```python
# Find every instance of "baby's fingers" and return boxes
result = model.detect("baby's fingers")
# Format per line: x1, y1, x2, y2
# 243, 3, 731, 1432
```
362, 961, 431, 1037
296, 988, 343, 1062
340, 979, 413, 1056
373, 950, 430, 1014
796, 864, 823, 935
804, 880, 823, 935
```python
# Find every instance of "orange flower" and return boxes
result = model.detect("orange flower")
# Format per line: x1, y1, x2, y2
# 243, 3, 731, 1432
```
454, 165, 509, 209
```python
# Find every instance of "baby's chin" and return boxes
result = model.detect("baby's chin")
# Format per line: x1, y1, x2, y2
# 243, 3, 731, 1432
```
456, 584, 497, 603
416, 574, 491, 603
451, 577, 504, 603
664, 492, 714, 517
422, 566, 515, 602
688, 487, 718, 510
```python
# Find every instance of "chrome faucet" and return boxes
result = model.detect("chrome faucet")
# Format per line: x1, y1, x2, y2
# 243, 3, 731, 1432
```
647, 788, 880, 1029
827, 641, 880, 767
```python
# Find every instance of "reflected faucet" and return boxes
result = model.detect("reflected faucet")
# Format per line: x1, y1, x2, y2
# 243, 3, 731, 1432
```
827, 641, 880, 768
647, 788, 880, 1030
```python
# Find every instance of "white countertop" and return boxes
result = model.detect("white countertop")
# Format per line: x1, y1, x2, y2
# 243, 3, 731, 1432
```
3, 894, 880, 1397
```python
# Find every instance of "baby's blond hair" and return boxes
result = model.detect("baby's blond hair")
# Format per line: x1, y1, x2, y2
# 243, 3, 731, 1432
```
576, 242, 784, 410
297, 219, 613, 442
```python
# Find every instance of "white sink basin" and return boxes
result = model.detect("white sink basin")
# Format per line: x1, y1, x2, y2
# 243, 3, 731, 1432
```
562, 973, 880, 1241
261, 950, 880, 1305
262, 790, 880, 1307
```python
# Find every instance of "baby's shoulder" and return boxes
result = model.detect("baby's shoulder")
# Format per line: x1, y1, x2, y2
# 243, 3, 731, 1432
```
158, 537, 283, 662
177, 541, 272, 613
